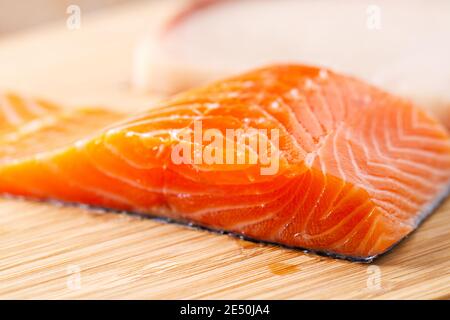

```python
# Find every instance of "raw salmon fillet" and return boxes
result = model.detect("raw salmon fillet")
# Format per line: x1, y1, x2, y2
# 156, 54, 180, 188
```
1, 65, 450, 261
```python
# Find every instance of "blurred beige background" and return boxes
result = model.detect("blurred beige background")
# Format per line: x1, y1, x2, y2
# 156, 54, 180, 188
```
0, 0, 144, 35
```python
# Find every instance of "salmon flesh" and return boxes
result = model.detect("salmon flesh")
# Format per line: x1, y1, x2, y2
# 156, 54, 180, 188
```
1, 65, 449, 261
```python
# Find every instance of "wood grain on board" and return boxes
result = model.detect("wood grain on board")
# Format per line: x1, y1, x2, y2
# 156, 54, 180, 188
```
0, 0, 448, 299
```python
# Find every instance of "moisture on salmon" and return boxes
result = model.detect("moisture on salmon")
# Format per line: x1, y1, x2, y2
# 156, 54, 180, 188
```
0, 65, 449, 261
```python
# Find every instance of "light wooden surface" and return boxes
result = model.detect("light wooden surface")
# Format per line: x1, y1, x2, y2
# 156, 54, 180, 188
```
0, 0, 449, 299
0, 0, 139, 35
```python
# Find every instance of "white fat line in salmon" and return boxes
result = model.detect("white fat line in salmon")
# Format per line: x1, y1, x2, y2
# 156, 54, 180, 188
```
171, 120, 280, 175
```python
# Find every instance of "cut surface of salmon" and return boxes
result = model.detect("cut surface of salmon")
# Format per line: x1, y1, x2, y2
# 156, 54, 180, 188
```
1, 65, 450, 261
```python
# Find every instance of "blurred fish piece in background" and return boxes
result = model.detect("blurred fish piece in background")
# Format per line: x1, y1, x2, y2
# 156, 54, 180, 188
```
133, 0, 450, 128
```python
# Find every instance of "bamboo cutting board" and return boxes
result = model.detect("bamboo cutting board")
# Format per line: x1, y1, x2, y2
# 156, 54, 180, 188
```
0, 1, 449, 299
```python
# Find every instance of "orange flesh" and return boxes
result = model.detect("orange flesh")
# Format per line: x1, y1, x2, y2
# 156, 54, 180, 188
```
0, 65, 449, 260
